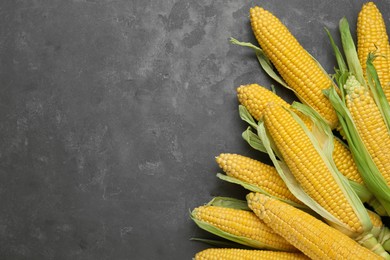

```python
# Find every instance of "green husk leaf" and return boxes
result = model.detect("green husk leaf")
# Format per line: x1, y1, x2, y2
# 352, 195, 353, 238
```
239, 105, 258, 129
348, 180, 373, 203
216, 173, 305, 209
229, 37, 292, 90
366, 53, 390, 132
325, 27, 348, 102
216, 173, 264, 194
242, 127, 267, 153
326, 86, 390, 214
229, 37, 270, 63
191, 212, 283, 250
325, 27, 348, 74
339, 17, 365, 86
271, 85, 276, 94
253, 50, 291, 90
367, 197, 388, 217
189, 238, 249, 248
380, 229, 390, 251
207, 196, 250, 211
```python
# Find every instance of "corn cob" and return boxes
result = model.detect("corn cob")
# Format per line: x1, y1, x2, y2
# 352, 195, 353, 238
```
237, 83, 363, 185
368, 209, 385, 237
345, 75, 390, 185
250, 7, 338, 128
191, 205, 296, 251
194, 248, 309, 260
247, 193, 382, 260
332, 138, 363, 184
368, 210, 383, 231
237, 84, 288, 121
357, 2, 390, 100
216, 153, 302, 204
262, 103, 363, 233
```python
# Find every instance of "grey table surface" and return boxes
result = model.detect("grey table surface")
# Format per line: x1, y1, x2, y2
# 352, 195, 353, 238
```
1, 0, 389, 259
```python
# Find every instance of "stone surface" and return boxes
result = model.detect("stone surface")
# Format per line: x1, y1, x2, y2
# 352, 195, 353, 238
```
0, 0, 389, 259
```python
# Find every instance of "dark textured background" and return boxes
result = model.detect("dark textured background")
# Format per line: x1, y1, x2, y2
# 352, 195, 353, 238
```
0, 0, 389, 259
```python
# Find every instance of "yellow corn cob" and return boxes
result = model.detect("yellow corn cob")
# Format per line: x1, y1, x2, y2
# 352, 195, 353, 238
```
357, 2, 390, 100
263, 103, 363, 233
237, 83, 364, 185
367, 209, 384, 237
250, 7, 338, 129
247, 193, 382, 260
237, 84, 288, 121
194, 248, 309, 260
367, 210, 383, 229
192, 205, 296, 251
332, 138, 363, 184
345, 76, 390, 185
216, 153, 302, 204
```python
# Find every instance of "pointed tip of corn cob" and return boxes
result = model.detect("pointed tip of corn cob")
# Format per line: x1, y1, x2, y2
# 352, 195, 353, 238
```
344, 75, 362, 92
216, 153, 302, 204
249, 6, 271, 25
361, 2, 379, 12
246, 192, 269, 222
344, 75, 367, 103
237, 84, 288, 121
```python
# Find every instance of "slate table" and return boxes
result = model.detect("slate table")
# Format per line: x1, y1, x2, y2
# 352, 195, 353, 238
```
1, 0, 389, 259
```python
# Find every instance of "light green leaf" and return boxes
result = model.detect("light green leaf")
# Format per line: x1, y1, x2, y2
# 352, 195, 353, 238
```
348, 181, 373, 203
366, 53, 390, 132
230, 38, 263, 54
229, 37, 272, 67
190, 238, 249, 248
339, 17, 365, 86
325, 27, 348, 102
207, 196, 249, 211
242, 127, 267, 153
216, 173, 265, 194
325, 27, 348, 73
253, 50, 291, 90
229, 37, 292, 91
239, 105, 258, 129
